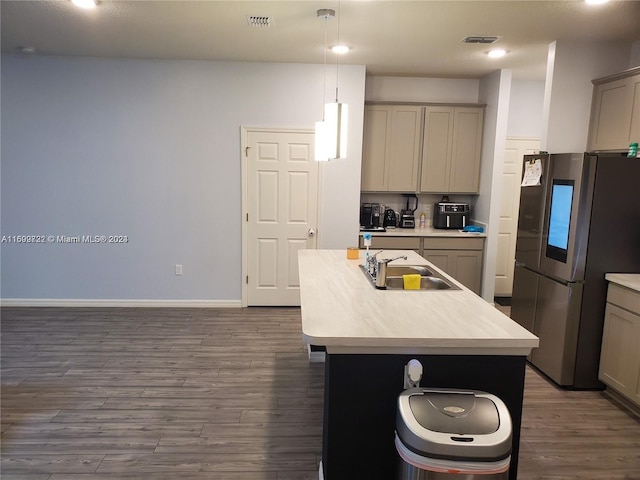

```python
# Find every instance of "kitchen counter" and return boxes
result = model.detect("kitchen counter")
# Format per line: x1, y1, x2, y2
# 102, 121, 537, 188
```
299, 249, 538, 480
299, 249, 537, 355
605, 273, 640, 293
360, 225, 486, 237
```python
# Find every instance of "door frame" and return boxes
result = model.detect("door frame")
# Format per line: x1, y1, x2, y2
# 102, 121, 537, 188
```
495, 136, 540, 297
240, 126, 324, 307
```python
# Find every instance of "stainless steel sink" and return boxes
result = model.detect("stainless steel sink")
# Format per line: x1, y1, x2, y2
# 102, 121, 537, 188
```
385, 275, 455, 290
384, 265, 434, 277
360, 264, 461, 291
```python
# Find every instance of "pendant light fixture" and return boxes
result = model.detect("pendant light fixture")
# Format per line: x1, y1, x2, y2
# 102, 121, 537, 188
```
315, 8, 333, 162
315, 5, 348, 161
327, 0, 348, 160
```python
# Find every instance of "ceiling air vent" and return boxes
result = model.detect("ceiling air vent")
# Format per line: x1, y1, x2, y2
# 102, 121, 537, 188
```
247, 15, 273, 28
462, 36, 500, 44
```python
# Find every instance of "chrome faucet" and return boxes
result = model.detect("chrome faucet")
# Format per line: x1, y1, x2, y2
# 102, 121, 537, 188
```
375, 255, 408, 289
366, 250, 384, 277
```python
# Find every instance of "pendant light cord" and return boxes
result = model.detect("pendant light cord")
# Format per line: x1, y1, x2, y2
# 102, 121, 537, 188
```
322, 16, 327, 119
335, 0, 341, 103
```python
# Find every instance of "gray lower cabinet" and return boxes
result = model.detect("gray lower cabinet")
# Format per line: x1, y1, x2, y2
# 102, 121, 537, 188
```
422, 237, 484, 294
358, 236, 485, 294
599, 283, 640, 410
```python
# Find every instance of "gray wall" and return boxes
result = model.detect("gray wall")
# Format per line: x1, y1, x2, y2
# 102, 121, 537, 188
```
507, 80, 545, 139
365, 76, 480, 103
1, 55, 366, 303
542, 41, 631, 153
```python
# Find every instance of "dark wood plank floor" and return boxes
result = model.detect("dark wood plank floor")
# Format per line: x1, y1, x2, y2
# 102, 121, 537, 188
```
2, 306, 639, 479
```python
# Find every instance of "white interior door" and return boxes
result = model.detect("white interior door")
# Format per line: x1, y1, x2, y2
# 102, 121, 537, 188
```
495, 138, 540, 297
244, 129, 318, 306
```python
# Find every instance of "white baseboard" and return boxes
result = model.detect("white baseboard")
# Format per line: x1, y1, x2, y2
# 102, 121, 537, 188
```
0, 298, 242, 308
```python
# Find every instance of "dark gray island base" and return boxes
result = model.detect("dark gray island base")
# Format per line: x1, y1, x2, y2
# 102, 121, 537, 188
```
298, 250, 537, 480
322, 353, 527, 480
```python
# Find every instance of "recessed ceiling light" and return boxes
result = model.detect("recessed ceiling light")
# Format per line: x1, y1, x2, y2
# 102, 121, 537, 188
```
71, 0, 98, 9
486, 49, 507, 58
585, 0, 609, 5
331, 45, 350, 54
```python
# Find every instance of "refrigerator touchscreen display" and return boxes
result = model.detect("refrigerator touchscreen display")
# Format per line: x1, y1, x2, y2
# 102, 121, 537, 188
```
546, 179, 574, 263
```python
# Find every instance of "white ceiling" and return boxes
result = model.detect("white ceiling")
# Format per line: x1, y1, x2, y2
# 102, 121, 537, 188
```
2, 1, 639, 80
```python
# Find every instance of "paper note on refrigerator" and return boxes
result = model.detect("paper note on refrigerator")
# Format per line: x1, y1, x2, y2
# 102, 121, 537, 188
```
521, 159, 542, 186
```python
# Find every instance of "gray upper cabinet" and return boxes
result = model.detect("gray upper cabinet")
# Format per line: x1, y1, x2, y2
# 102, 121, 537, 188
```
361, 105, 422, 192
588, 68, 640, 152
420, 106, 484, 193
361, 106, 390, 191
419, 107, 453, 192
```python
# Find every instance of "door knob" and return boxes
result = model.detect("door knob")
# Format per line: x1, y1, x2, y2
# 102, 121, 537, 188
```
308, 228, 316, 237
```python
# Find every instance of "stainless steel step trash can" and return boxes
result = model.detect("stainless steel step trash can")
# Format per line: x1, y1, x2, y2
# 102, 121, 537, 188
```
395, 388, 512, 479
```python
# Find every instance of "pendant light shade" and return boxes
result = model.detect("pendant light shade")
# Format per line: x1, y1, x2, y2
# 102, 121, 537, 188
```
315, 120, 329, 162
324, 102, 348, 160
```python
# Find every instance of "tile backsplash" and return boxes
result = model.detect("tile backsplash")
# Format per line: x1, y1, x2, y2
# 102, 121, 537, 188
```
360, 193, 476, 226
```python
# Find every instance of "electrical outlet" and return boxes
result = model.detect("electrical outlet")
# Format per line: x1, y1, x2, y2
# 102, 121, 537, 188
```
175, 264, 183, 275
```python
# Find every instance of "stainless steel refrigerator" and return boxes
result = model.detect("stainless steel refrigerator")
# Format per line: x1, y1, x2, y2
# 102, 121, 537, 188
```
511, 152, 640, 389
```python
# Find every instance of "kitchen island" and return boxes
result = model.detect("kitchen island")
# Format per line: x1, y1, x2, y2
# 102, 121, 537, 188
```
299, 249, 538, 480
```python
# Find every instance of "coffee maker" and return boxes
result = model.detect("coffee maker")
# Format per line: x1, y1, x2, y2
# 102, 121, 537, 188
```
399, 194, 418, 228
360, 203, 381, 228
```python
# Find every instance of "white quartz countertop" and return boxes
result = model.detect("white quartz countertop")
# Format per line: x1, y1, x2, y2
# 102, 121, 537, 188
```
360, 226, 486, 238
298, 250, 538, 355
605, 274, 640, 293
